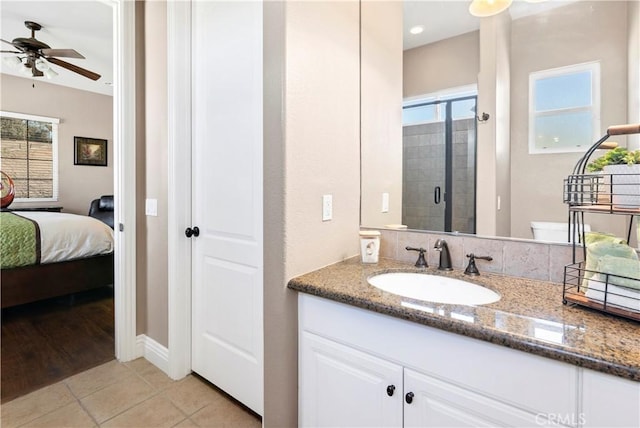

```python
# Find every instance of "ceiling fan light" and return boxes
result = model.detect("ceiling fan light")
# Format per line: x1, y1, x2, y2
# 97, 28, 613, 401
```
44, 68, 58, 79
35, 58, 49, 71
469, 0, 513, 17
19, 64, 32, 76
2, 56, 22, 69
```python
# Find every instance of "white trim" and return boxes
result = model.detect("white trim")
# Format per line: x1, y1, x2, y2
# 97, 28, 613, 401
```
166, 0, 193, 380
136, 335, 170, 374
111, 0, 137, 362
528, 61, 601, 154
0, 111, 60, 123
403, 84, 478, 106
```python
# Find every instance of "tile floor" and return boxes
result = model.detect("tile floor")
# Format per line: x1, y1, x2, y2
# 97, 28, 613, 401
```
1, 358, 262, 428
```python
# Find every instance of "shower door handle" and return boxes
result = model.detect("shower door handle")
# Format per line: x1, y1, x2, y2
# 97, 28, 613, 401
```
434, 186, 441, 204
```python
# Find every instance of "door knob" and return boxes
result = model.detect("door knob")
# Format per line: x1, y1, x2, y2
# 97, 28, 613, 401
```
386, 385, 395, 396
185, 226, 200, 238
405, 392, 414, 404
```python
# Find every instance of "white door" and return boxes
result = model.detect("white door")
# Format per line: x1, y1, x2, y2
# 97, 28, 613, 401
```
191, 0, 263, 416
300, 332, 403, 428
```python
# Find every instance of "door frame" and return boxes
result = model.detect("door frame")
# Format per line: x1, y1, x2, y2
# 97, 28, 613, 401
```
110, 0, 137, 361
166, 0, 193, 379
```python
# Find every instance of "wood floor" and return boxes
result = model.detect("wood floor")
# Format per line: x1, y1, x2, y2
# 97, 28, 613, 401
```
1, 287, 115, 403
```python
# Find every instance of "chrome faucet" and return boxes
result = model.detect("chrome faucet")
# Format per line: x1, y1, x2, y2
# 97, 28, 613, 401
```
406, 246, 427, 268
464, 253, 493, 275
434, 239, 453, 271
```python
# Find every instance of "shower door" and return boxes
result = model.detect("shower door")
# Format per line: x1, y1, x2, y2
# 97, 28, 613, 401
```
402, 96, 477, 234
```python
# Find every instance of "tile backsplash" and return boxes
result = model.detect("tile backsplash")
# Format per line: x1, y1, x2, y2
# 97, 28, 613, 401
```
371, 228, 574, 284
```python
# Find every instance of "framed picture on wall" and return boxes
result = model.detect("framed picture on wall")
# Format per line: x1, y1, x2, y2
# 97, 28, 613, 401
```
74, 137, 108, 166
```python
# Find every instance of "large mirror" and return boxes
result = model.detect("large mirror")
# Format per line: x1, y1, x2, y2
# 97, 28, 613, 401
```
361, 0, 639, 242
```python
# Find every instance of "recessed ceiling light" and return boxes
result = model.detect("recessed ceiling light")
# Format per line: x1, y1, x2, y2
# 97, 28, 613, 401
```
409, 26, 424, 35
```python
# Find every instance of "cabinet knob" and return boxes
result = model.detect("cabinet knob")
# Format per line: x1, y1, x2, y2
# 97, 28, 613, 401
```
386, 385, 395, 396
405, 392, 414, 404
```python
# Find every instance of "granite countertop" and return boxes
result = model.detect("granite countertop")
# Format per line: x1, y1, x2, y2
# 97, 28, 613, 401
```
288, 257, 640, 382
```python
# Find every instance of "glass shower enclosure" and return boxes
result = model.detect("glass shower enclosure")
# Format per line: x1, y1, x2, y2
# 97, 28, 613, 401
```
402, 96, 477, 234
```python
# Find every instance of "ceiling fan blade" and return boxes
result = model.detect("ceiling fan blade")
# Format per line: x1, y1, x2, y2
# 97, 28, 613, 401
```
1, 38, 15, 46
0, 50, 20, 54
41, 48, 85, 59
46, 57, 101, 81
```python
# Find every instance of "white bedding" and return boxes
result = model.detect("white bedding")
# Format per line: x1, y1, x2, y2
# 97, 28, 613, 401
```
15, 211, 114, 264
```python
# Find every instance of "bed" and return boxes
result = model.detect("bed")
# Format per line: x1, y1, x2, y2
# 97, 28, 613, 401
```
1, 210, 114, 308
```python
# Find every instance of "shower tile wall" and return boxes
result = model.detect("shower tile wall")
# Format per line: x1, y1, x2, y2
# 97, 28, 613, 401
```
402, 119, 475, 233
452, 118, 476, 233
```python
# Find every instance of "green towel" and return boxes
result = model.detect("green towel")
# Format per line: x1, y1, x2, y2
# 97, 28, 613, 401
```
584, 232, 626, 246
596, 255, 640, 290
582, 240, 638, 291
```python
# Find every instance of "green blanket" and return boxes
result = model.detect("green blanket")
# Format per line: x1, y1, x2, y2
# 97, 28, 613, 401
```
0, 212, 41, 269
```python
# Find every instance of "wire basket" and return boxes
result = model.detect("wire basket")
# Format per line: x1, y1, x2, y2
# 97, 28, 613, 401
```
563, 262, 640, 322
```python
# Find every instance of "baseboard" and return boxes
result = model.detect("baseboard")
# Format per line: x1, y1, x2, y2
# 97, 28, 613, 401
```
136, 334, 170, 375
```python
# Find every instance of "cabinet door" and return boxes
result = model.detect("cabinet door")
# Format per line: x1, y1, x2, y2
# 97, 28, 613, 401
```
300, 332, 403, 428
582, 370, 640, 428
403, 368, 561, 427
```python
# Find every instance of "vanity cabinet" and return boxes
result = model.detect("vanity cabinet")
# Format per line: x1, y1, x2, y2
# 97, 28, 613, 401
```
301, 332, 403, 427
299, 294, 639, 428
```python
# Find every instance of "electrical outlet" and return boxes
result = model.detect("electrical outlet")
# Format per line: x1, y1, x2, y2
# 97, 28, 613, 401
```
145, 198, 158, 216
382, 192, 389, 213
322, 194, 332, 221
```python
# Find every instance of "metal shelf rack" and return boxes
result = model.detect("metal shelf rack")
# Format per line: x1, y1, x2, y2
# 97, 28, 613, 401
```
562, 124, 640, 322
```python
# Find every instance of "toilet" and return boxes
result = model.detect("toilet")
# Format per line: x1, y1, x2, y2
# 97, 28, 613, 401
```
530, 221, 591, 243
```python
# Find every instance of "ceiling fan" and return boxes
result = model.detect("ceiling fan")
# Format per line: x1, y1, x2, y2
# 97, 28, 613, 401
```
1, 21, 101, 81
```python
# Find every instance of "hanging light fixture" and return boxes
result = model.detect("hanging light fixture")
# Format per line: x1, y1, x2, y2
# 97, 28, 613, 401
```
44, 68, 58, 79
469, 0, 513, 17
19, 60, 32, 76
35, 58, 50, 71
2, 56, 22, 69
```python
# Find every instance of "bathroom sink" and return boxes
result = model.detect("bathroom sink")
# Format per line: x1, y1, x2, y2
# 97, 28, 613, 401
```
367, 272, 500, 305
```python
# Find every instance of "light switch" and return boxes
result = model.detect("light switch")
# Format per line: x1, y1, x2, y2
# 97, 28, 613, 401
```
322, 194, 332, 221
382, 192, 389, 213
145, 198, 158, 216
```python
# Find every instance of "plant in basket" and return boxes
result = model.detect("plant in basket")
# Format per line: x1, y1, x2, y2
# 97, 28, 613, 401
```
587, 147, 640, 209
586, 147, 640, 172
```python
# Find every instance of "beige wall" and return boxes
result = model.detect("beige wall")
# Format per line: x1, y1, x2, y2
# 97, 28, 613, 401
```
284, 0, 361, 276
403, 30, 479, 99
138, 0, 169, 346
134, 0, 169, 345
510, 0, 629, 240
0, 74, 113, 215
360, 0, 403, 228
629, 0, 640, 150
264, 1, 361, 425
476, 12, 511, 238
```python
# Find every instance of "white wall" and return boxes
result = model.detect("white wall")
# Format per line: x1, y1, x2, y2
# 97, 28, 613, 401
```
0, 73, 113, 215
